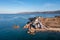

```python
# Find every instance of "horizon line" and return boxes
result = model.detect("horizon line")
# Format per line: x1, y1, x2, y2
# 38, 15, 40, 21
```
0, 10, 60, 14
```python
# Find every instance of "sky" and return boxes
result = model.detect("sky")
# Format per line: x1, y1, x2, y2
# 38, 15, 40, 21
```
0, 0, 60, 13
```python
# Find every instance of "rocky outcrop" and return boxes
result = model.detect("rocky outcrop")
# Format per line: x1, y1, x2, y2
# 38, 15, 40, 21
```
24, 16, 60, 34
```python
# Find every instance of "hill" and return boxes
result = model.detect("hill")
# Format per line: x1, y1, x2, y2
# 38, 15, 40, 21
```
18, 10, 60, 14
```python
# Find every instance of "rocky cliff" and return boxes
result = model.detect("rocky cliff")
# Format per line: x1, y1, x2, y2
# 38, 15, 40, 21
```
24, 16, 60, 33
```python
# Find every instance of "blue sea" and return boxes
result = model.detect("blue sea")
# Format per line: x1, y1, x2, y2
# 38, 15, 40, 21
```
0, 13, 60, 40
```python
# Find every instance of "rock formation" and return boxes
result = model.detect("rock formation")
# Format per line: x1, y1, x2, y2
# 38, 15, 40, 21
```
24, 16, 60, 34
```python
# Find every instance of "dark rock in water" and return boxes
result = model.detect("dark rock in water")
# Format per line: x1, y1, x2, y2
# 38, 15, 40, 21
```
13, 25, 20, 29
55, 16, 60, 18
28, 17, 36, 22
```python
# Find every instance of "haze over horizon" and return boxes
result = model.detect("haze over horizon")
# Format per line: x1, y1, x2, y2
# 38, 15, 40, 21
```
0, 0, 60, 14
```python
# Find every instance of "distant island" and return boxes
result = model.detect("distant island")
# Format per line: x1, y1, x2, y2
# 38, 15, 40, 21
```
18, 10, 60, 14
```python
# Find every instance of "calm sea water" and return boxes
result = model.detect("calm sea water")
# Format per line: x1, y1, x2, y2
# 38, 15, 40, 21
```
0, 13, 60, 40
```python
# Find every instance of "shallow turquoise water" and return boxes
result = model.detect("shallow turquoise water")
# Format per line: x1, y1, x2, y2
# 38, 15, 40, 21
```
0, 13, 60, 40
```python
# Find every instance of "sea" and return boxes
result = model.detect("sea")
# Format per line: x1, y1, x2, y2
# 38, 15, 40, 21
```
0, 13, 60, 40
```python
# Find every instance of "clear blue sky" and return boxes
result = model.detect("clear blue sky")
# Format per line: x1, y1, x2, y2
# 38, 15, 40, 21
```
0, 0, 60, 13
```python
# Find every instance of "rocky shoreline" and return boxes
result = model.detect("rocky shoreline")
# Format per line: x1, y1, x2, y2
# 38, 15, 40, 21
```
24, 16, 60, 34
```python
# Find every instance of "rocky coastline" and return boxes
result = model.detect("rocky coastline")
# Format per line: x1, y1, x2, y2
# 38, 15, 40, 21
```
24, 16, 60, 34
